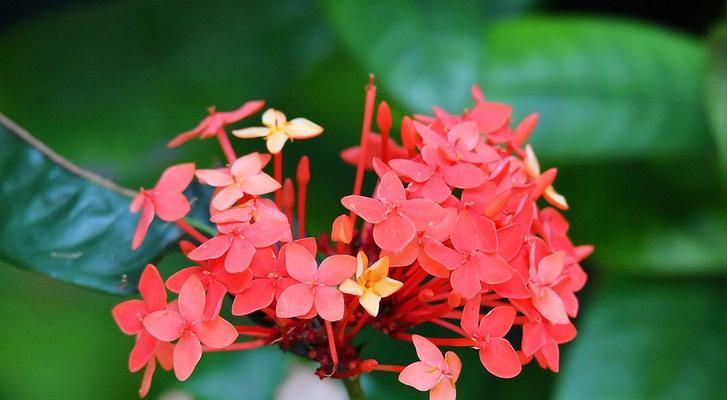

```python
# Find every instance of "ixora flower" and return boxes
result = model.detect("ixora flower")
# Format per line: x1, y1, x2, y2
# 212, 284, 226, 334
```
130, 163, 195, 249
232, 108, 323, 154
115, 77, 591, 399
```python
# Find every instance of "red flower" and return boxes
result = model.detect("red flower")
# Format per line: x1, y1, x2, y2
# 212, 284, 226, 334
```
342, 171, 444, 253
398, 335, 461, 400
168, 101, 264, 148
130, 163, 195, 249
143, 275, 238, 380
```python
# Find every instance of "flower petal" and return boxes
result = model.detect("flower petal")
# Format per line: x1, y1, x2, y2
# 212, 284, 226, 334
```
262, 108, 286, 127
538, 251, 565, 285
239, 172, 281, 195
341, 195, 387, 223
230, 152, 263, 178
450, 264, 482, 299
431, 378, 456, 400
460, 294, 481, 336
284, 243, 318, 282
188, 235, 232, 261
479, 337, 522, 378
421, 172, 451, 203
338, 279, 364, 296
232, 126, 269, 138
389, 159, 434, 183
443, 163, 486, 189
178, 275, 206, 323
376, 171, 406, 205
174, 333, 202, 381
400, 199, 444, 231
129, 330, 158, 372
232, 279, 276, 315
165, 267, 204, 293
318, 255, 357, 285
276, 283, 315, 318
132, 200, 154, 250
212, 185, 245, 210
202, 281, 227, 321
138, 358, 156, 398
314, 286, 345, 321
155, 163, 195, 191
248, 246, 277, 277
143, 310, 184, 342
138, 264, 166, 309
194, 316, 238, 348
225, 237, 256, 273
399, 361, 441, 391
195, 169, 233, 187
522, 322, 547, 357
479, 306, 516, 338
151, 190, 190, 222
359, 290, 382, 316
472, 252, 512, 285
266, 131, 289, 154
221, 100, 265, 123
412, 334, 445, 367
533, 287, 569, 324
287, 118, 323, 139
373, 214, 416, 253
112, 299, 147, 335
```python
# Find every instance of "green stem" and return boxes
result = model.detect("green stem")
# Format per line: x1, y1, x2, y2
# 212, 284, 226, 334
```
343, 376, 366, 400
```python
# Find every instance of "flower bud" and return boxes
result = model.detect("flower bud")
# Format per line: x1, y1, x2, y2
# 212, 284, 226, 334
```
331, 214, 353, 244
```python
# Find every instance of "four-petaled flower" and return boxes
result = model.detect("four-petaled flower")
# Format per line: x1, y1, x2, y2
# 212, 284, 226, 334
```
233, 108, 323, 154
130, 163, 195, 249
143, 275, 238, 381
168, 101, 265, 148
276, 242, 356, 321
399, 335, 462, 400
461, 294, 521, 378
195, 152, 280, 211
339, 252, 403, 316
342, 171, 444, 253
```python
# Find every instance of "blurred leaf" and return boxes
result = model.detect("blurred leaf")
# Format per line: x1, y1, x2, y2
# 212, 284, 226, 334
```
0, 0, 333, 187
324, 4, 708, 161
154, 347, 290, 400
558, 159, 727, 274
706, 24, 727, 183
556, 278, 727, 400
0, 115, 197, 294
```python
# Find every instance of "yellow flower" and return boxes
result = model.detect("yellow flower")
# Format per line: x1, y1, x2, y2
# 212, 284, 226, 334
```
232, 108, 323, 154
339, 252, 403, 317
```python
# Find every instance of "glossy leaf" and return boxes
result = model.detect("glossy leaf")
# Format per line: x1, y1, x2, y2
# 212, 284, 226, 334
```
705, 24, 727, 184
324, 4, 708, 161
556, 279, 726, 400
0, 115, 206, 295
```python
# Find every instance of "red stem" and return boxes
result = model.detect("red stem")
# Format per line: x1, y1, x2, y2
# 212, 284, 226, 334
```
325, 320, 339, 374
373, 364, 405, 373
345, 312, 369, 340
215, 129, 237, 165
174, 220, 208, 243
430, 318, 467, 336
234, 325, 277, 337
349, 75, 376, 225
297, 182, 307, 239
203, 339, 267, 352
274, 152, 283, 206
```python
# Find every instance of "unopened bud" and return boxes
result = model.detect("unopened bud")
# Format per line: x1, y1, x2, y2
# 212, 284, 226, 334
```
331, 215, 353, 244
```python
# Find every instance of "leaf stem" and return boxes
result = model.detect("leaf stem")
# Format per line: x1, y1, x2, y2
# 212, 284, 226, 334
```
343, 376, 366, 400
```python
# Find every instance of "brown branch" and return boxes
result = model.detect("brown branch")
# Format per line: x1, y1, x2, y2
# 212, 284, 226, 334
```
0, 112, 137, 198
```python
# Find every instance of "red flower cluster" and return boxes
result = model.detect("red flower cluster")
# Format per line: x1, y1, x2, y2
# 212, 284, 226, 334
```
115, 77, 590, 399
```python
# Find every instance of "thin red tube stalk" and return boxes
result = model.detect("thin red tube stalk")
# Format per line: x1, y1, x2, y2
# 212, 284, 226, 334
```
174, 220, 208, 243
373, 364, 405, 373
350, 75, 377, 224
274, 152, 283, 206
203, 339, 267, 352
325, 320, 339, 373
215, 129, 237, 165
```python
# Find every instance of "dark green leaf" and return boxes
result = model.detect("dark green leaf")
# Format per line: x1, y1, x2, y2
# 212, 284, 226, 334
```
323, 4, 708, 161
705, 24, 727, 184
0, 114, 183, 294
556, 278, 727, 400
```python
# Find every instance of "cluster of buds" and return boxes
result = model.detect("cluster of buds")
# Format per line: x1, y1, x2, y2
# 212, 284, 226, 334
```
113, 76, 591, 399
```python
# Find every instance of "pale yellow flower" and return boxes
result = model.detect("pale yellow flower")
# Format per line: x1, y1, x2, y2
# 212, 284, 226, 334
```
339, 252, 403, 317
232, 108, 323, 154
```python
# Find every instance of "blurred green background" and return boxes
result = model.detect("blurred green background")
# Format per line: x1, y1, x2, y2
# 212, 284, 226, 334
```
1, 0, 726, 399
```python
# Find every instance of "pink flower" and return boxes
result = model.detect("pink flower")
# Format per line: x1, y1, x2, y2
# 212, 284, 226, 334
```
196, 152, 280, 211
275, 242, 356, 321
166, 258, 252, 321
112, 264, 174, 397
168, 101, 264, 148
187, 207, 290, 274
515, 299, 577, 373
231, 238, 316, 316
143, 275, 238, 381
398, 335, 461, 400
342, 171, 444, 253
461, 295, 522, 378
425, 210, 512, 299
130, 163, 195, 249
527, 239, 570, 324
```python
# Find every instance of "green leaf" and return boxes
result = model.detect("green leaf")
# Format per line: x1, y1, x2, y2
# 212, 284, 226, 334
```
0, 114, 185, 295
324, 4, 708, 161
705, 24, 727, 184
556, 278, 727, 400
